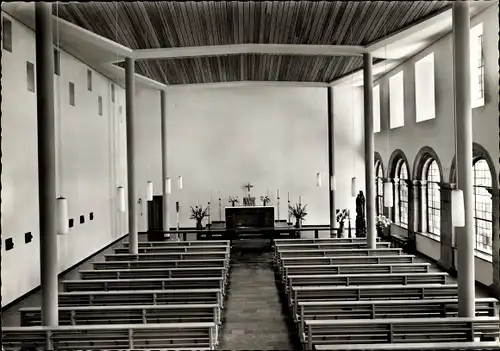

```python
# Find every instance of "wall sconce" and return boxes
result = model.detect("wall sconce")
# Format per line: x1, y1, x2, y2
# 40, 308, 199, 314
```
165, 177, 171, 194
330, 175, 336, 191
117, 186, 126, 212
57, 197, 69, 234
351, 177, 357, 197
146, 181, 153, 201
384, 181, 393, 207
316, 173, 322, 187
178, 176, 183, 190
452, 189, 465, 227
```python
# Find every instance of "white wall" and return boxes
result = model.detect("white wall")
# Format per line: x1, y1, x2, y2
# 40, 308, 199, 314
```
133, 84, 366, 230
1, 13, 128, 306
374, 6, 499, 284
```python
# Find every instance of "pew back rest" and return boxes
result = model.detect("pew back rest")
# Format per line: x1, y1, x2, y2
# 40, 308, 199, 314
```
81, 266, 226, 280
284, 263, 431, 276
93, 258, 228, 270
279, 255, 416, 268
115, 245, 230, 254
104, 251, 229, 262
123, 240, 230, 247
315, 341, 500, 350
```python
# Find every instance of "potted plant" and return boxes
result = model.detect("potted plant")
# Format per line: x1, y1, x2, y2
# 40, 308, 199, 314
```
190, 206, 209, 230
336, 209, 349, 236
228, 196, 239, 207
260, 195, 271, 206
289, 203, 307, 229
376, 214, 391, 238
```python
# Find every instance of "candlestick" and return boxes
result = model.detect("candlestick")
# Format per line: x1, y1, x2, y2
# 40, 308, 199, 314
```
277, 189, 280, 198
287, 192, 290, 202
299, 196, 302, 205
219, 198, 222, 222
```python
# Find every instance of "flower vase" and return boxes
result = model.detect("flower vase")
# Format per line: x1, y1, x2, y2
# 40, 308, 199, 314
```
196, 219, 203, 230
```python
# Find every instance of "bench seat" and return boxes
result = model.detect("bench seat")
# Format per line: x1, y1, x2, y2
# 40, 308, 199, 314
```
80, 266, 227, 280
58, 288, 223, 307
296, 298, 499, 337
2, 322, 217, 350
277, 248, 402, 261
316, 341, 500, 350
104, 251, 229, 262
63, 277, 225, 293
285, 272, 448, 292
283, 263, 431, 278
304, 317, 500, 350
94, 258, 228, 270
115, 245, 230, 254
123, 240, 230, 247
274, 238, 382, 245
20, 303, 221, 326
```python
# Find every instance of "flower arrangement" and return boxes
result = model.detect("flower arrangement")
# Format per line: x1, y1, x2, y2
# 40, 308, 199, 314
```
336, 209, 349, 234
190, 206, 209, 229
260, 195, 271, 206
376, 215, 392, 230
228, 196, 239, 207
289, 203, 308, 228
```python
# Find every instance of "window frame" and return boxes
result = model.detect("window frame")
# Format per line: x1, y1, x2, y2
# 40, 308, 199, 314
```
396, 159, 409, 228
415, 52, 436, 122
373, 85, 381, 133
2, 16, 12, 52
472, 158, 493, 257
470, 23, 485, 108
375, 161, 384, 216
389, 71, 405, 129
425, 159, 441, 238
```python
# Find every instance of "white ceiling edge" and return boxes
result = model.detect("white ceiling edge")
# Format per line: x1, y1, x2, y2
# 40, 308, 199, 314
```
163, 80, 329, 90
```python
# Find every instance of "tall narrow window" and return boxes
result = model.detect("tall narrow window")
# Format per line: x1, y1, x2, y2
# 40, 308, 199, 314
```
473, 159, 492, 257
98, 96, 103, 116
395, 160, 409, 228
375, 161, 384, 215
87, 69, 92, 91
69, 82, 75, 106
2, 17, 12, 52
426, 160, 441, 237
111, 83, 115, 102
415, 52, 435, 122
26, 61, 35, 92
54, 48, 60, 76
373, 85, 381, 133
389, 71, 404, 129
470, 23, 485, 108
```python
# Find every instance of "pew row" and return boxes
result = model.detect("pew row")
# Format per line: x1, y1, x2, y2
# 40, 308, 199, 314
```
80, 266, 227, 280
63, 277, 225, 293
304, 317, 500, 350
296, 298, 499, 337
104, 251, 229, 262
274, 241, 391, 256
289, 284, 459, 317
94, 258, 228, 270
20, 304, 221, 328
2, 322, 218, 350
277, 248, 402, 259
115, 245, 230, 254
274, 238, 382, 245
285, 272, 448, 292
123, 240, 230, 247
58, 288, 223, 307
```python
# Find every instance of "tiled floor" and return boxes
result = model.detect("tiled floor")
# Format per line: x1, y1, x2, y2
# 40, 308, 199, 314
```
219, 241, 300, 350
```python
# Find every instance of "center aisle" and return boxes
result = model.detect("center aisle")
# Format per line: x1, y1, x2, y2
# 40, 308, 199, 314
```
220, 242, 299, 350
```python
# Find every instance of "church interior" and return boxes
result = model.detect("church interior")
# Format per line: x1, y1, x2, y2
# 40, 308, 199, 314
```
1, 1, 499, 350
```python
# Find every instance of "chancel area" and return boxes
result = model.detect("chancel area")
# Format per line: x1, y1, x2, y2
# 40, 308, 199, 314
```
1, 1, 500, 350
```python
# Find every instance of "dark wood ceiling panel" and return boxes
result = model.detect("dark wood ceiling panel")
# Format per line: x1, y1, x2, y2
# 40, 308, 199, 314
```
57, 1, 451, 85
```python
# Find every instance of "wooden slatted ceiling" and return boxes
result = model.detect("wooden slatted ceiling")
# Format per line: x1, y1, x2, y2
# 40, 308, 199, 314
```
55, 1, 451, 85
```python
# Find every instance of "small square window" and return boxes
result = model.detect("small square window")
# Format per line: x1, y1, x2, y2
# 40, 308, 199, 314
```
69, 82, 75, 106
3, 17, 12, 52
80, 215, 85, 224
69, 219, 74, 228
5, 238, 14, 251
111, 83, 115, 102
54, 48, 60, 75
98, 96, 103, 116
25, 232, 33, 244
89, 212, 94, 221
27, 61, 35, 92
87, 69, 92, 91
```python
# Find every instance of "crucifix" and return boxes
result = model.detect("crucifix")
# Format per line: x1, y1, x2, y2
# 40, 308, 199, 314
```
244, 182, 254, 197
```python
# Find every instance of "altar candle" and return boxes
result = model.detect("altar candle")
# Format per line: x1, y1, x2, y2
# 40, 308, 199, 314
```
208, 192, 211, 203
218, 190, 221, 200
288, 192, 290, 202
299, 196, 302, 205
277, 189, 280, 198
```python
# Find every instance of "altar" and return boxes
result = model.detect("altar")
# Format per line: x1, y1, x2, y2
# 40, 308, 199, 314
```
225, 206, 275, 229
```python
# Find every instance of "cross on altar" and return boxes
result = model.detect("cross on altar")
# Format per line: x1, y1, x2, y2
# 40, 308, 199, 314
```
244, 182, 254, 196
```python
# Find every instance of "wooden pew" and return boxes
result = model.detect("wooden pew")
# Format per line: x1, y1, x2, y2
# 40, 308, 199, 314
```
274, 238, 382, 245
304, 317, 500, 350
104, 251, 229, 262
58, 288, 223, 307
20, 303, 221, 326
94, 258, 228, 270
80, 266, 227, 280
63, 276, 225, 293
2, 322, 218, 350
296, 298, 499, 337
289, 284, 459, 317
316, 342, 500, 350
283, 263, 431, 279
115, 245, 230, 254
277, 247, 402, 259
123, 240, 230, 247
274, 242, 391, 255
285, 272, 448, 292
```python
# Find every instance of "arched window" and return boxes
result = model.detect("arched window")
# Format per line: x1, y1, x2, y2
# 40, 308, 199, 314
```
395, 159, 409, 228
425, 160, 441, 236
473, 159, 492, 255
375, 161, 384, 215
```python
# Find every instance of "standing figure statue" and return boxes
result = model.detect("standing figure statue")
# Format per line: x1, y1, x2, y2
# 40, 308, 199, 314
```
355, 191, 366, 238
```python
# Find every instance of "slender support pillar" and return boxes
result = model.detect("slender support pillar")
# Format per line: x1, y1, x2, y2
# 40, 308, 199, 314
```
160, 90, 170, 237
125, 57, 138, 254
453, 1, 475, 317
363, 53, 376, 248
327, 87, 336, 233
35, 2, 58, 326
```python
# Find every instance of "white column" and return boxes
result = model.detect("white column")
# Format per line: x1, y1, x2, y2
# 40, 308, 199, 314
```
453, 0, 475, 317
161, 90, 170, 236
327, 87, 336, 231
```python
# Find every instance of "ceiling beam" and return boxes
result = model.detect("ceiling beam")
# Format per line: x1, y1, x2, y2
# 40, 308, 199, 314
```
127, 44, 373, 62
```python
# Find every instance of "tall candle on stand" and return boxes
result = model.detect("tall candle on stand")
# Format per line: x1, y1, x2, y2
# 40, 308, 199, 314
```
299, 196, 302, 206
276, 189, 280, 221
287, 192, 291, 224
218, 191, 222, 222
